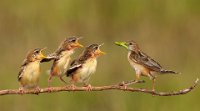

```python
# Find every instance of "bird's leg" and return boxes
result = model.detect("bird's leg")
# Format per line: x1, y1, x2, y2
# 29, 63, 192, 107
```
135, 73, 141, 82
152, 78, 156, 92
83, 84, 92, 91
147, 74, 156, 92
48, 75, 54, 92
59, 76, 67, 84
120, 73, 141, 89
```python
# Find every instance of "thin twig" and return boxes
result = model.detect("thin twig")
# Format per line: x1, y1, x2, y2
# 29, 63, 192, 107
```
0, 78, 198, 96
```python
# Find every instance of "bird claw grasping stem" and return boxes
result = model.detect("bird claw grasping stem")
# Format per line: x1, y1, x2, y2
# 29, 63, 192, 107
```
84, 84, 92, 91
18, 87, 25, 94
34, 86, 41, 94
47, 87, 54, 92
67, 84, 76, 91
119, 81, 128, 90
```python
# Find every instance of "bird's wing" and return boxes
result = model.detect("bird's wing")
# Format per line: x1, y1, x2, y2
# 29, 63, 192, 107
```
130, 51, 162, 72
18, 59, 29, 81
66, 59, 82, 77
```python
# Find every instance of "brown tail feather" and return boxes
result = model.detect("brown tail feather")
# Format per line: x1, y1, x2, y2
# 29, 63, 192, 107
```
160, 69, 179, 74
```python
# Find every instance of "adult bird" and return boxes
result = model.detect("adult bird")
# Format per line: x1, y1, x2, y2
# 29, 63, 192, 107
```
115, 41, 178, 91
66, 44, 105, 90
48, 37, 83, 90
18, 48, 47, 93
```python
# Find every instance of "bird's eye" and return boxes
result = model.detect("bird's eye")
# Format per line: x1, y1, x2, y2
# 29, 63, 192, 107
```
71, 39, 76, 42
129, 43, 133, 45
94, 46, 98, 50
36, 50, 40, 53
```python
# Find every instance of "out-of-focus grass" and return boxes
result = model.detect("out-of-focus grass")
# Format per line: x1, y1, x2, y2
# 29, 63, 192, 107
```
0, 0, 200, 111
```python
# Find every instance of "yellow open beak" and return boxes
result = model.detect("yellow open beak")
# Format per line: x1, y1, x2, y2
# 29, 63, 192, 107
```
77, 36, 83, 40
96, 49, 106, 55
40, 47, 47, 59
95, 43, 105, 55
75, 41, 84, 48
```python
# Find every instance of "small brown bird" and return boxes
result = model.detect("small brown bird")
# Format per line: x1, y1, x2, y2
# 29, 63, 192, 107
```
18, 48, 47, 93
66, 44, 105, 90
48, 37, 83, 89
115, 41, 178, 91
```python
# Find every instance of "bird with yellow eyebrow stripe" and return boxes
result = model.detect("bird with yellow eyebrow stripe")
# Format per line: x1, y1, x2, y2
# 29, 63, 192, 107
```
115, 41, 178, 91
66, 43, 105, 90
47, 37, 83, 90
18, 48, 47, 93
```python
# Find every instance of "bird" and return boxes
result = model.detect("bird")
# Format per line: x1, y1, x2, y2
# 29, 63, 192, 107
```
47, 37, 83, 90
18, 48, 47, 93
115, 41, 178, 91
66, 43, 105, 90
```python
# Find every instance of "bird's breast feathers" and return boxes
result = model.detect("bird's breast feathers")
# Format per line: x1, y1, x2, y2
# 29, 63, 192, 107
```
57, 50, 74, 73
78, 58, 97, 81
20, 61, 41, 87
61, 50, 74, 57
128, 54, 150, 75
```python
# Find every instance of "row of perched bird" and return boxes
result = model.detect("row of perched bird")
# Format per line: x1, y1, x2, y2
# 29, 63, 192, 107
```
18, 36, 177, 93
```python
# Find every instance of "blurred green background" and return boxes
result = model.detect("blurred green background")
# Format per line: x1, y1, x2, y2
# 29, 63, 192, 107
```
0, 0, 200, 111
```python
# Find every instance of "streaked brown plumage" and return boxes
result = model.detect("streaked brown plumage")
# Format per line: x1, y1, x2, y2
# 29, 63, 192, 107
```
18, 48, 46, 92
118, 40, 178, 91
48, 37, 83, 88
66, 44, 105, 90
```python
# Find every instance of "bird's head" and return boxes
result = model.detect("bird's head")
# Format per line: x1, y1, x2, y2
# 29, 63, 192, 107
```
115, 40, 139, 52
60, 36, 83, 51
27, 48, 47, 62
85, 43, 105, 58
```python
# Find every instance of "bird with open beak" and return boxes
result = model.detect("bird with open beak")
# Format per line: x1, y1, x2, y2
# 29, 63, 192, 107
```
48, 37, 83, 91
115, 41, 178, 91
66, 43, 105, 90
18, 48, 47, 93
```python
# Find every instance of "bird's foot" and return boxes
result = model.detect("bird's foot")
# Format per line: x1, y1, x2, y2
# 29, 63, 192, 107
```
67, 84, 76, 91
151, 89, 156, 96
47, 87, 54, 92
124, 85, 127, 90
120, 81, 128, 90
18, 87, 25, 94
152, 88, 155, 92
84, 84, 92, 91
34, 86, 41, 94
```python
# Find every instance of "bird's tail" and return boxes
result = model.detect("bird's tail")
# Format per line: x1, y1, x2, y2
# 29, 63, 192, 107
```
160, 69, 180, 74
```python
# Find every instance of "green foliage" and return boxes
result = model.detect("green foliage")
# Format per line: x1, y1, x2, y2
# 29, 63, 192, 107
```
115, 42, 128, 50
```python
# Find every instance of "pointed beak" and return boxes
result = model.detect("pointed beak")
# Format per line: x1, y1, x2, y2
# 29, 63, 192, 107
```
74, 37, 84, 47
96, 43, 106, 55
40, 47, 47, 59
115, 41, 128, 49
77, 36, 83, 40
99, 43, 104, 47
96, 49, 106, 55
75, 41, 84, 48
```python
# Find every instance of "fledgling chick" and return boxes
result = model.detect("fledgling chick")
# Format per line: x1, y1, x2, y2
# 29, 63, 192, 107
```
115, 41, 178, 91
18, 48, 47, 93
66, 44, 105, 90
48, 37, 83, 89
